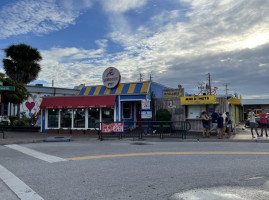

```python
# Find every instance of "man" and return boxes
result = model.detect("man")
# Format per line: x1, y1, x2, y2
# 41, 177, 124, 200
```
249, 108, 259, 138
259, 109, 268, 137
210, 109, 219, 135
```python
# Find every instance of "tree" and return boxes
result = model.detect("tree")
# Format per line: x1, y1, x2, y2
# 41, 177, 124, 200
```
0, 73, 30, 107
2, 43, 42, 84
2, 43, 42, 117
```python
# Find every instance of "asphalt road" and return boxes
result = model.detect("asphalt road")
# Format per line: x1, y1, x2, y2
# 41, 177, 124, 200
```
0, 140, 269, 200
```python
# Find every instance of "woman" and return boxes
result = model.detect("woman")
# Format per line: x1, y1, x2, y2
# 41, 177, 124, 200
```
225, 112, 232, 138
201, 111, 210, 137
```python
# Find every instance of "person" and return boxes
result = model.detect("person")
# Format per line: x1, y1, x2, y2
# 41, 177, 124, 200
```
259, 109, 268, 137
210, 109, 219, 135
225, 112, 232, 138
201, 111, 210, 137
249, 108, 259, 138
217, 113, 224, 139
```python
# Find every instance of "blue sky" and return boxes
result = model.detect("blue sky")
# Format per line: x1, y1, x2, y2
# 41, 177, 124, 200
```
0, 0, 269, 98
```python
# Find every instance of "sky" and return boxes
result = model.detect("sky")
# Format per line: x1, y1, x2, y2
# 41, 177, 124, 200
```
0, 0, 269, 99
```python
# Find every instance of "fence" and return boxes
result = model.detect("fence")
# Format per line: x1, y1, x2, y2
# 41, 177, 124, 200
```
95, 121, 191, 141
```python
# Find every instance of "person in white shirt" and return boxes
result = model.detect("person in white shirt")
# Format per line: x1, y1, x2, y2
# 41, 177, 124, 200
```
249, 108, 259, 138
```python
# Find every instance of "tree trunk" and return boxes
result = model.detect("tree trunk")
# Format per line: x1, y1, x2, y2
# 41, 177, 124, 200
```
16, 103, 20, 118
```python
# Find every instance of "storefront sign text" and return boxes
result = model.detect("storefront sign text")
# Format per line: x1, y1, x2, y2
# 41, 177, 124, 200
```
102, 122, 124, 133
102, 67, 121, 88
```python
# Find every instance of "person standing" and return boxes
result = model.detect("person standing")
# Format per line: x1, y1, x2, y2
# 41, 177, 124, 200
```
210, 109, 219, 135
259, 109, 268, 137
225, 112, 232, 138
217, 113, 224, 139
201, 111, 210, 137
249, 108, 259, 138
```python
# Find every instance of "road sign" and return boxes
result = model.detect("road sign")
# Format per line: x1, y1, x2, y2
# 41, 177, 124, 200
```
0, 81, 2, 86
0, 86, 15, 91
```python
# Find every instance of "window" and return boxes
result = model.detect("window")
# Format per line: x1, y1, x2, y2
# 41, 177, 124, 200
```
73, 108, 85, 128
123, 103, 132, 119
88, 108, 100, 128
60, 109, 72, 128
102, 108, 114, 123
48, 109, 59, 128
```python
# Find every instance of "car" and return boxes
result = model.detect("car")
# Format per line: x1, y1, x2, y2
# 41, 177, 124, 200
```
0, 115, 11, 125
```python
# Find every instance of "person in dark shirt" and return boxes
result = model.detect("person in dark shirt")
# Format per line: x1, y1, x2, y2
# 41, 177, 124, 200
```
201, 111, 210, 137
210, 109, 219, 134
217, 113, 224, 139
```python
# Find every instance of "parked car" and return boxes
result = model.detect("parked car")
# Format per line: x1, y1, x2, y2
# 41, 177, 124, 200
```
0, 116, 11, 125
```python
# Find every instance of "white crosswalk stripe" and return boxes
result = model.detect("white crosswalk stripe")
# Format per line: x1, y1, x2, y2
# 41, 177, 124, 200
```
5, 144, 67, 163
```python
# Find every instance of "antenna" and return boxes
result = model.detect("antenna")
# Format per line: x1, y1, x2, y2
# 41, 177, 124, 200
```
140, 73, 144, 82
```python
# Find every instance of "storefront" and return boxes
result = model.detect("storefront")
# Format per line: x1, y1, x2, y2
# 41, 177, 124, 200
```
40, 68, 170, 133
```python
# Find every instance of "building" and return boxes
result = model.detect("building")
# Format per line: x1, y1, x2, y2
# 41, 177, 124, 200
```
40, 80, 171, 133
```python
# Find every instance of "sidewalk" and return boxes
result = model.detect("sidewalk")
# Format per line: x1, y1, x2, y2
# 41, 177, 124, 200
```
0, 124, 268, 145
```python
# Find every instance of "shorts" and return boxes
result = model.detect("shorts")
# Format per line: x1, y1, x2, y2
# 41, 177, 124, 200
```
250, 122, 257, 128
260, 123, 267, 128
226, 124, 232, 128
217, 124, 223, 129
212, 123, 217, 130
203, 123, 209, 129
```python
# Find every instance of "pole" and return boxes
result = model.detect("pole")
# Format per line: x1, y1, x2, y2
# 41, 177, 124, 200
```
208, 73, 211, 95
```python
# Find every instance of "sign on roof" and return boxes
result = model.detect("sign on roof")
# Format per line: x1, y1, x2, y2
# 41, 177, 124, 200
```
102, 67, 121, 89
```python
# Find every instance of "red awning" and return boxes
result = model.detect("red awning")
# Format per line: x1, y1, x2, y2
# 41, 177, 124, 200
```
40, 95, 116, 109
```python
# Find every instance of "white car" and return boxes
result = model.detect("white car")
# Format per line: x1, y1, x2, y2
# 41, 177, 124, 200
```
0, 116, 11, 125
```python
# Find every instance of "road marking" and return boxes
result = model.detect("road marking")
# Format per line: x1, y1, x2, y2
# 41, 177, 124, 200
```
0, 164, 44, 200
5, 144, 67, 163
66, 151, 269, 161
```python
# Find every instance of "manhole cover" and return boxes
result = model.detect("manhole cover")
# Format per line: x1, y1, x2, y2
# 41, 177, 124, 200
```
169, 186, 269, 200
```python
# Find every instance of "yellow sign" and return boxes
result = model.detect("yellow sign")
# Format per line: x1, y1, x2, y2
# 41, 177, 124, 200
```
228, 97, 241, 105
181, 95, 218, 105
163, 89, 184, 98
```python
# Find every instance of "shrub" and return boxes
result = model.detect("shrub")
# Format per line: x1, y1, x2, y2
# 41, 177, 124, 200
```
156, 109, 172, 121
13, 114, 30, 126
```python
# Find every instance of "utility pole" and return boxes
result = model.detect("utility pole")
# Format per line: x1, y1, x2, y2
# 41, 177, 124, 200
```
208, 73, 211, 95
150, 74, 153, 81
224, 83, 230, 96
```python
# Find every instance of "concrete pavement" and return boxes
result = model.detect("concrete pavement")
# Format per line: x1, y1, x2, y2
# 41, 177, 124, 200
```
0, 123, 268, 145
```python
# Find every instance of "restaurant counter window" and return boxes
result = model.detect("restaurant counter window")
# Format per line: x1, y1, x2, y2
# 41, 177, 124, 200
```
48, 109, 59, 128
102, 108, 114, 123
88, 108, 100, 128
73, 108, 85, 128
123, 103, 132, 119
60, 109, 72, 128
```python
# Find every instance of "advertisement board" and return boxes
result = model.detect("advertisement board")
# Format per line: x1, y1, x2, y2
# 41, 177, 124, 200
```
141, 110, 152, 119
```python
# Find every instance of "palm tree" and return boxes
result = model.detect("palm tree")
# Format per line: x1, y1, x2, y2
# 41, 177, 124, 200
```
2, 43, 42, 117
2, 43, 42, 84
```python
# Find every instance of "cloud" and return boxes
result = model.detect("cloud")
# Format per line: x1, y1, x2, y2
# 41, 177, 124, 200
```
101, 0, 147, 13
0, 0, 94, 39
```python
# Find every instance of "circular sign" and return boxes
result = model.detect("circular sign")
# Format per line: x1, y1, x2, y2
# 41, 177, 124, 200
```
102, 67, 121, 88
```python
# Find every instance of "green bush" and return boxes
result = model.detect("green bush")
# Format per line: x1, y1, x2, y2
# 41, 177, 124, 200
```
13, 114, 30, 126
156, 109, 172, 121
9, 116, 19, 125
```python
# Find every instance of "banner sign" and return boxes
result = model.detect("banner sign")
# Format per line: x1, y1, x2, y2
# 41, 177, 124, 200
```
102, 122, 124, 133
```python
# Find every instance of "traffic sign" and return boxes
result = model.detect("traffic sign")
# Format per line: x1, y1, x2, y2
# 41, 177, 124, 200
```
0, 86, 15, 91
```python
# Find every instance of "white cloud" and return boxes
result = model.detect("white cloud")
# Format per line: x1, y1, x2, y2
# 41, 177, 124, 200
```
0, 0, 94, 39
101, 0, 147, 13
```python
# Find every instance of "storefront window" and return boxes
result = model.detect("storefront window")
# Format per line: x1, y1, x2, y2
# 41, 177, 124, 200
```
73, 108, 85, 128
123, 103, 132, 119
187, 105, 206, 119
60, 109, 72, 128
88, 108, 100, 128
102, 108, 114, 123
48, 109, 59, 128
